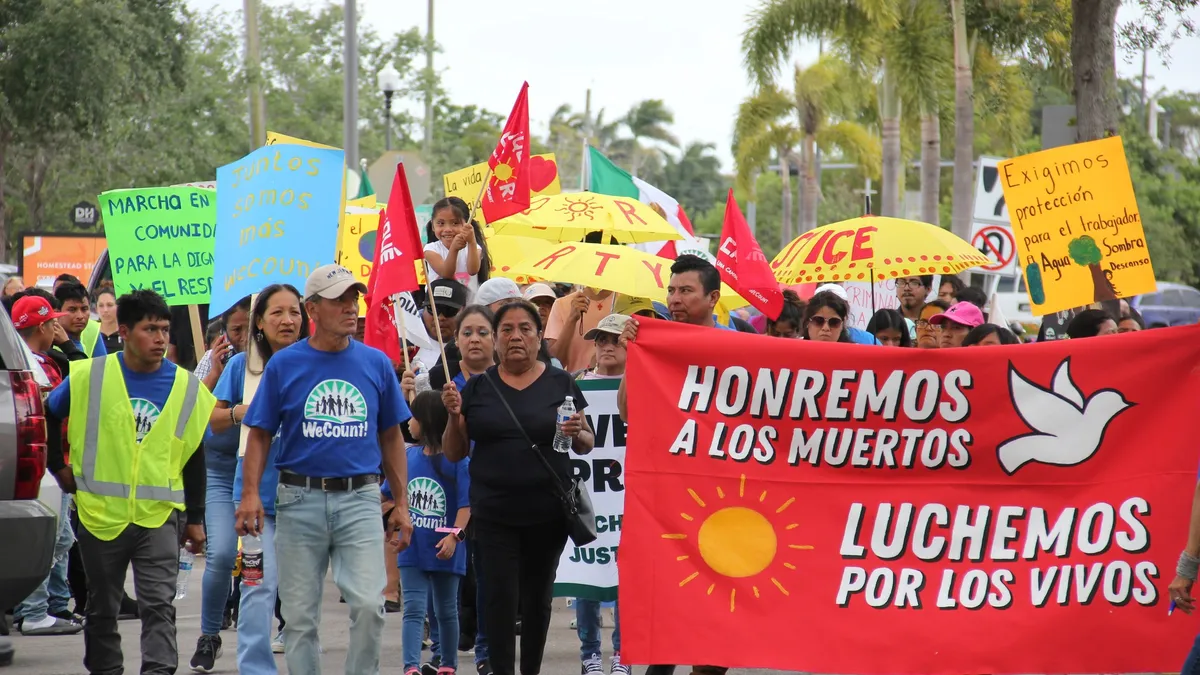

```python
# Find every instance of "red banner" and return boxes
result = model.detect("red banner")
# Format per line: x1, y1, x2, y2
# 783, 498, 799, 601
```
621, 321, 1200, 674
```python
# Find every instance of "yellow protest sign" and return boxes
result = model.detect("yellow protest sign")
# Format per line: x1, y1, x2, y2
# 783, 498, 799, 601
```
335, 211, 426, 314
998, 136, 1156, 316
266, 131, 348, 243
443, 153, 562, 225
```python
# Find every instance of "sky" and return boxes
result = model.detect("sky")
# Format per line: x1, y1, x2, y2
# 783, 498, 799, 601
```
187, 0, 1200, 171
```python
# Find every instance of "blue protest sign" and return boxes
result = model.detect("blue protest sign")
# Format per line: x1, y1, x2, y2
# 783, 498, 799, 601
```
211, 145, 345, 313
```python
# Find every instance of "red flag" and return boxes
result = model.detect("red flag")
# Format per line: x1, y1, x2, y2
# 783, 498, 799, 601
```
377, 164, 424, 299
621, 319, 1200, 674
715, 189, 783, 319
364, 207, 402, 363
481, 82, 531, 222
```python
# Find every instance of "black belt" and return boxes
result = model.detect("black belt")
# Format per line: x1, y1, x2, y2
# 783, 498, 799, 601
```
279, 471, 379, 492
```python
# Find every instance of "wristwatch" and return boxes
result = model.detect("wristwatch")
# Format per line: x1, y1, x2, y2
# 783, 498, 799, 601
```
454, 528, 466, 542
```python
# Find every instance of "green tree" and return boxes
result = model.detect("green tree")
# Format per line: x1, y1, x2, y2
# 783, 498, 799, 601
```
649, 142, 725, 219
0, 0, 189, 256
734, 86, 802, 246
623, 99, 679, 177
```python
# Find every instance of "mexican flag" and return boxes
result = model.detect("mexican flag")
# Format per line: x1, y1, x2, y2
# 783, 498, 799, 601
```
586, 146, 697, 257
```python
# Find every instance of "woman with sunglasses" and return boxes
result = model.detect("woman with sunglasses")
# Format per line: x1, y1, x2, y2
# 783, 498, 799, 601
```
802, 291, 853, 343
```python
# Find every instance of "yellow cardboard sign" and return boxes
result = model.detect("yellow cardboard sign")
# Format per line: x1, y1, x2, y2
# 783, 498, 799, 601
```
999, 136, 1156, 316
335, 211, 426, 314
442, 153, 562, 225
265, 131, 348, 247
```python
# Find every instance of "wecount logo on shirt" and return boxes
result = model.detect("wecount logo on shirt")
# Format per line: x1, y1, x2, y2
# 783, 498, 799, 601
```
302, 379, 369, 439
131, 399, 161, 442
407, 476, 447, 529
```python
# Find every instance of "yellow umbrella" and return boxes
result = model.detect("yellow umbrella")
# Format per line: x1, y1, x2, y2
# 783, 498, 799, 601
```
488, 193, 683, 243
483, 232, 553, 284
770, 216, 991, 285
511, 242, 685, 299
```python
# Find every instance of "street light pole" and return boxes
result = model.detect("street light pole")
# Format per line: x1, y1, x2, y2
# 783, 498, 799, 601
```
377, 64, 401, 152
343, 0, 359, 168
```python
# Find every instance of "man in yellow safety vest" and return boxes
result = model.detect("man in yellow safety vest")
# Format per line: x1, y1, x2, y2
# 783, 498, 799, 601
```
47, 289, 214, 675
54, 281, 106, 358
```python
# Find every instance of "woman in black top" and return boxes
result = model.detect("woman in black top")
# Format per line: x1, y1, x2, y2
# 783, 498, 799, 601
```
441, 301, 594, 675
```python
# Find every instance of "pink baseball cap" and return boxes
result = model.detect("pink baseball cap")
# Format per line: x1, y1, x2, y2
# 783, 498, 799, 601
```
929, 301, 984, 328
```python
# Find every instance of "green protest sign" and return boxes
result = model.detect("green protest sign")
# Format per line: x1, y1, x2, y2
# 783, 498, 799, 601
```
99, 186, 216, 306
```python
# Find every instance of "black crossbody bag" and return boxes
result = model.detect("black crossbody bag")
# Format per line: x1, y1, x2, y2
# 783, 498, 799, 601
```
483, 371, 598, 546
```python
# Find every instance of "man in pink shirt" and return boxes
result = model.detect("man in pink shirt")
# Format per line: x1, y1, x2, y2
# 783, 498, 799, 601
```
544, 287, 614, 373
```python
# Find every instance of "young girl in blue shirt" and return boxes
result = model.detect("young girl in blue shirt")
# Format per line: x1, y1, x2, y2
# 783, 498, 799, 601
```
385, 390, 471, 675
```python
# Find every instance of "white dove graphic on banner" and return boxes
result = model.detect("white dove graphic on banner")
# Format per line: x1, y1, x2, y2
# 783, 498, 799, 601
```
997, 358, 1132, 475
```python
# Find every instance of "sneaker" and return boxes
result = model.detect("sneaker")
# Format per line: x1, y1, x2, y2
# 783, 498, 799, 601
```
421, 655, 442, 675
437, 668, 457, 675
475, 660, 493, 675
20, 616, 83, 636
611, 652, 631, 675
49, 609, 83, 625
271, 631, 284, 654
189, 634, 223, 672
221, 608, 234, 630
405, 669, 421, 675
581, 654, 604, 675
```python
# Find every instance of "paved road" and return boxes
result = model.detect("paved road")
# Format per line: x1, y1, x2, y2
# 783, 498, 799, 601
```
3, 560, 788, 675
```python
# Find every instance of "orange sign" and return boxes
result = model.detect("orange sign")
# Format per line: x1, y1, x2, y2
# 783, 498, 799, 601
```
21, 235, 106, 287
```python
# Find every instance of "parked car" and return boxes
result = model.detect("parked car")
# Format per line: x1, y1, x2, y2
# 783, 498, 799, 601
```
0, 303, 57, 666
1129, 282, 1200, 328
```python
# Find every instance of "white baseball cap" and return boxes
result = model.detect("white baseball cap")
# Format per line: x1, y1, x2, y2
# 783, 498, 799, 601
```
814, 283, 848, 301
522, 282, 557, 302
476, 278, 523, 306
305, 264, 367, 300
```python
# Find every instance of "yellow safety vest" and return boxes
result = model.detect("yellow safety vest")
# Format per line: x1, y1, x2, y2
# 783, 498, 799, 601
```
67, 355, 215, 541
80, 320, 102, 358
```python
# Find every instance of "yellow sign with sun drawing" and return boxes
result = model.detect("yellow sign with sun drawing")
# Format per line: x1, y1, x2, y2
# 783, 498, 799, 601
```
998, 136, 1157, 316
442, 153, 562, 226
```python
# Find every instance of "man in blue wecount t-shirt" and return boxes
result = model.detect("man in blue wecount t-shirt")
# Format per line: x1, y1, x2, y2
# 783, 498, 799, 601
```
235, 264, 413, 675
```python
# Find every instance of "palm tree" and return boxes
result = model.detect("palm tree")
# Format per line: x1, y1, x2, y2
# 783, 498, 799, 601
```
734, 86, 802, 246
655, 142, 725, 216
791, 57, 881, 230
743, 0, 947, 220
623, 99, 680, 177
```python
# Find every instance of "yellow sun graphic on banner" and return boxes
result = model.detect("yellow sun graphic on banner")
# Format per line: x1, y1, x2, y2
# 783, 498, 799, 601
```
557, 195, 599, 222
661, 474, 813, 612
493, 161, 515, 182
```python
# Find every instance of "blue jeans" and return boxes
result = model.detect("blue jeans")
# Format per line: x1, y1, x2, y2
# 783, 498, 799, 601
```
236, 515, 277, 674
400, 568, 460, 671
473, 544, 489, 663
16, 493, 74, 622
201, 465, 237, 636
427, 589, 440, 658
576, 599, 620, 660
1184, 632, 1200, 675
276, 482, 385, 675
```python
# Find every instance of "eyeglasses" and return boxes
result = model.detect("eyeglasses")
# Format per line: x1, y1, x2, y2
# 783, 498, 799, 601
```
897, 279, 926, 289
429, 305, 458, 319
808, 316, 843, 330
916, 319, 942, 331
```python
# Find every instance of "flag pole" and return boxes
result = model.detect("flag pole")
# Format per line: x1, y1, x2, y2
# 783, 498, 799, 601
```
422, 261, 454, 386
388, 293, 413, 374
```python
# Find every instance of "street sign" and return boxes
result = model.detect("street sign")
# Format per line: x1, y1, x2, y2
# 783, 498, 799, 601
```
71, 201, 98, 230
970, 222, 1017, 275
973, 156, 1009, 224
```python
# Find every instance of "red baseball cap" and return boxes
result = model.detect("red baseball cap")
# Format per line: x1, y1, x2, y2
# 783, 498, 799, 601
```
11, 296, 65, 330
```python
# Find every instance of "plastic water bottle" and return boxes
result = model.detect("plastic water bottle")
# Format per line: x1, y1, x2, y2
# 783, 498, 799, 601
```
241, 535, 264, 587
176, 548, 194, 600
413, 362, 432, 395
553, 396, 576, 454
